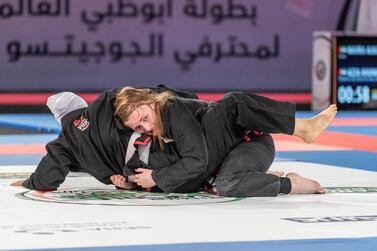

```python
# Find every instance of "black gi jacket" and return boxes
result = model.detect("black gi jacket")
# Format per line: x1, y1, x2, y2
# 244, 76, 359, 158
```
151, 98, 209, 192
23, 87, 209, 193
23, 89, 133, 190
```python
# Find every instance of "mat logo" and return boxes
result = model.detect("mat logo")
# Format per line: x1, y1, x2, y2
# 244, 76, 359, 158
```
284, 215, 377, 223
73, 116, 90, 131
325, 187, 377, 193
16, 188, 243, 206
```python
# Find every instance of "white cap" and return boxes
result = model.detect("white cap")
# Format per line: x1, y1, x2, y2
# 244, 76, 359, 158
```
47, 92, 88, 123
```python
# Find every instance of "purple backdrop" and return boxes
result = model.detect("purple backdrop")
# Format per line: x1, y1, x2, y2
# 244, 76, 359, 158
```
0, 0, 349, 91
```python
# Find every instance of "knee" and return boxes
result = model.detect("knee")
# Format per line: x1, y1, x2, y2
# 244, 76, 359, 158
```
47, 92, 88, 123
252, 134, 275, 160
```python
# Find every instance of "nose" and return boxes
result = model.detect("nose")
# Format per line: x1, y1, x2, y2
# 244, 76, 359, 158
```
142, 122, 153, 134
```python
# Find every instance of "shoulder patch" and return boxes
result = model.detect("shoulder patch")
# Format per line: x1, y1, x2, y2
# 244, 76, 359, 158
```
73, 115, 90, 131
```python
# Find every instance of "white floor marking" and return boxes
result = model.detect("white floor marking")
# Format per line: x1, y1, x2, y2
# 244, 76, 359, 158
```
1, 161, 377, 250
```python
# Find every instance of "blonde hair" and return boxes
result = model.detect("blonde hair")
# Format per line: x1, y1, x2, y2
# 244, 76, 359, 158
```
114, 87, 174, 147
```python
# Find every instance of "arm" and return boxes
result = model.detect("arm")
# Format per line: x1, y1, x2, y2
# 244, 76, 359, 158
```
20, 136, 78, 190
15, 92, 87, 190
151, 100, 208, 193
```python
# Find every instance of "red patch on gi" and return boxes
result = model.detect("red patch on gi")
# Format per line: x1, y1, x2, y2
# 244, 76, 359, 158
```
73, 115, 90, 131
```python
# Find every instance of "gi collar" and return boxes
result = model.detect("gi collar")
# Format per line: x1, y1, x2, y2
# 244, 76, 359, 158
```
114, 115, 133, 135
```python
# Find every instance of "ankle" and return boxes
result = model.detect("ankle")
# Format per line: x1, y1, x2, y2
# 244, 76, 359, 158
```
293, 119, 309, 139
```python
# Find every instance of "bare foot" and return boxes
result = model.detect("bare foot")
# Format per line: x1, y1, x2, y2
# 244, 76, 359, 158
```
267, 170, 284, 177
294, 104, 337, 143
286, 172, 325, 194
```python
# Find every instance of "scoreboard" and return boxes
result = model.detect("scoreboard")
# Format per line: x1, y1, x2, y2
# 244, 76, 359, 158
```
333, 35, 377, 109
312, 32, 377, 110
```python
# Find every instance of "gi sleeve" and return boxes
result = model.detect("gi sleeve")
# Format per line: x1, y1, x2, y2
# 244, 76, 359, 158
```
22, 136, 78, 190
151, 101, 208, 192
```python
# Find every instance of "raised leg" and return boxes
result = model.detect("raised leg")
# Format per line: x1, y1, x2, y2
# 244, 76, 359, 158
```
293, 104, 337, 143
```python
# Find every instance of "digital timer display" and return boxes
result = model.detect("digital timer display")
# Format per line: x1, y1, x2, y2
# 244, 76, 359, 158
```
333, 35, 377, 109
337, 85, 370, 104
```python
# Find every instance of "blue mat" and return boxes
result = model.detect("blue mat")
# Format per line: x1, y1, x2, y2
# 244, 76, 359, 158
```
0, 155, 43, 165
0, 134, 58, 144
327, 126, 377, 136
0, 114, 60, 133
276, 151, 377, 172
295, 111, 377, 118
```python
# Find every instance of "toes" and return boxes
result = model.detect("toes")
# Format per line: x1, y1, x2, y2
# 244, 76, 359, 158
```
316, 188, 326, 194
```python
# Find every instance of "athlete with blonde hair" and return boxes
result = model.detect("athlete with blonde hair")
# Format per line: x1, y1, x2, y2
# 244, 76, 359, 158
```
113, 88, 337, 196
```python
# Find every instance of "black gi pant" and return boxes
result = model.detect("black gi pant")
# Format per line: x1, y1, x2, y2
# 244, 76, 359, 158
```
201, 92, 296, 197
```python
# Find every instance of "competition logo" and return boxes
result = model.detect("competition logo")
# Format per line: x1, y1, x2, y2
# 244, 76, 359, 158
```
73, 115, 90, 131
315, 60, 326, 81
16, 188, 244, 206
14, 187, 377, 206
